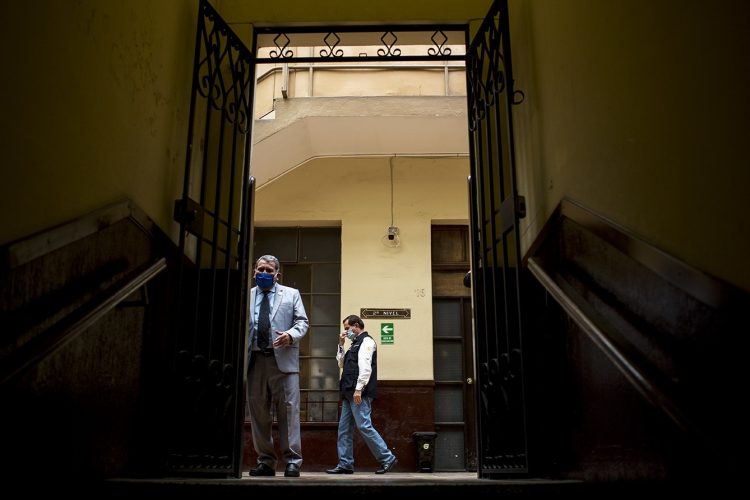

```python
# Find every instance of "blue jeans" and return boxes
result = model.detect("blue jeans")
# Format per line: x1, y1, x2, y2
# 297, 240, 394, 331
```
336, 396, 395, 469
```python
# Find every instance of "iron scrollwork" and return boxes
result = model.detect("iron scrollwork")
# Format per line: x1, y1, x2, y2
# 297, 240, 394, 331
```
270, 33, 293, 59
377, 31, 401, 57
478, 351, 526, 470
170, 351, 237, 470
195, 1, 253, 133
466, 11, 525, 131
320, 32, 344, 58
255, 26, 466, 63
428, 30, 452, 56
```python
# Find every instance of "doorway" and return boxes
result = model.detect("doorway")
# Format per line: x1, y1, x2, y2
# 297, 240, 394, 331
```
171, 0, 525, 477
249, 26, 473, 472
431, 225, 477, 470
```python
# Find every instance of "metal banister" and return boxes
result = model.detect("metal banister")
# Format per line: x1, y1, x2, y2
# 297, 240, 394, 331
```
1, 257, 167, 385
526, 256, 715, 449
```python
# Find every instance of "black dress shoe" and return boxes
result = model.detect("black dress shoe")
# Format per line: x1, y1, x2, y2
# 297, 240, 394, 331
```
284, 463, 300, 477
375, 456, 397, 474
326, 465, 354, 474
249, 462, 275, 476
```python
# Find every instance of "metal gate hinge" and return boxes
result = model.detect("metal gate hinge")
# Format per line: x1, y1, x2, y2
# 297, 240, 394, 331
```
516, 195, 526, 219
173, 197, 204, 237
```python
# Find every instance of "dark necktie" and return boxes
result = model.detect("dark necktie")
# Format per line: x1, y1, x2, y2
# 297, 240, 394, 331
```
258, 290, 271, 350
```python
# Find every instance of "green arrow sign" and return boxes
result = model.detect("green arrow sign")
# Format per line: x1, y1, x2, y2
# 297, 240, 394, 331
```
380, 323, 394, 344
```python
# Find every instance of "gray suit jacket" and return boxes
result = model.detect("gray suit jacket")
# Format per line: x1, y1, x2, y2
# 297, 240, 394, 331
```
248, 283, 309, 373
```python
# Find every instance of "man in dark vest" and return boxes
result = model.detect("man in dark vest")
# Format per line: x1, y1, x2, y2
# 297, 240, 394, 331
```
326, 315, 397, 474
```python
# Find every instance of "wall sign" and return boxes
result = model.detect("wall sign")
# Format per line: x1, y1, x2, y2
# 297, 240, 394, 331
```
361, 308, 411, 319
380, 323, 394, 344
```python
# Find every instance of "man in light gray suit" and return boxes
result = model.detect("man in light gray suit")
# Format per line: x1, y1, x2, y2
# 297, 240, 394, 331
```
247, 254, 309, 477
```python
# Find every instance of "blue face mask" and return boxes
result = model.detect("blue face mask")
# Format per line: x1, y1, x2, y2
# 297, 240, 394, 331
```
255, 272, 275, 289
346, 328, 357, 341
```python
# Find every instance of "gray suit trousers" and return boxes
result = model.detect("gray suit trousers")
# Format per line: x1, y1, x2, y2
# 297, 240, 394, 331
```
247, 353, 302, 468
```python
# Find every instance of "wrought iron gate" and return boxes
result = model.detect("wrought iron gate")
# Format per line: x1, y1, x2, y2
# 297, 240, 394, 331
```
168, 0, 256, 477
466, 0, 528, 478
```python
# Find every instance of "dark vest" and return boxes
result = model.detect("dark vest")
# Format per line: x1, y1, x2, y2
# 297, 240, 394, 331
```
339, 332, 378, 400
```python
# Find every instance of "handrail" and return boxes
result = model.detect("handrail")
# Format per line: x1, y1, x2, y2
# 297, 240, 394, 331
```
527, 256, 702, 440
559, 198, 740, 307
1, 257, 167, 385
2, 200, 132, 270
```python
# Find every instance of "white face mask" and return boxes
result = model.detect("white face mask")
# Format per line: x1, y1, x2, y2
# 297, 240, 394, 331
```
346, 328, 357, 341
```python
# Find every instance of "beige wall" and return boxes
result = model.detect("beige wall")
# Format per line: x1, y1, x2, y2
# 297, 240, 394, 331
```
252, 38, 467, 119
0, 0, 196, 246
254, 65, 466, 119
254, 156, 469, 380
509, 0, 750, 291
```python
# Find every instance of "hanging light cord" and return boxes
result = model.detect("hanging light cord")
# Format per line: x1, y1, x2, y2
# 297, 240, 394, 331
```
389, 156, 395, 227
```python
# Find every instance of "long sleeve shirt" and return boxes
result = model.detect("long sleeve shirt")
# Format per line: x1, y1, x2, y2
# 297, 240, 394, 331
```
336, 334, 377, 391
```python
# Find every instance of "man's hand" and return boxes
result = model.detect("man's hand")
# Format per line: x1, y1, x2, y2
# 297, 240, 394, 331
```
273, 331, 292, 348
353, 389, 362, 405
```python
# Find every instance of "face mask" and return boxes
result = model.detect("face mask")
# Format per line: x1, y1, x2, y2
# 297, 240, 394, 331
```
346, 328, 357, 341
255, 272, 275, 289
